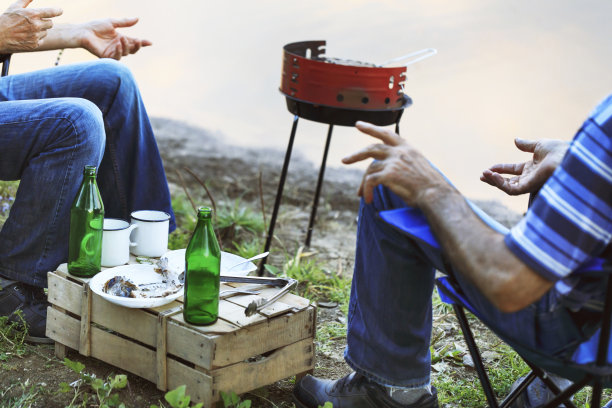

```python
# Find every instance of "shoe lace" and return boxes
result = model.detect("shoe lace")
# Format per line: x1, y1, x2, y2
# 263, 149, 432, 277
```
331, 373, 368, 393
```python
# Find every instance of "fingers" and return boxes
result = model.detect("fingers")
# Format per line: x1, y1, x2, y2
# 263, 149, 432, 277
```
342, 143, 393, 165
486, 162, 525, 175
38, 17, 53, 30
111, 17, 138, 28
128, 38, 141, 54
359, 162, 389, 202
480, 169, 506, 188
120, 36, 129, 56
480, 169, 527, 196
355, 121, 403, 146
514, 138, 538, 153
104, 40, 123, 60
125, 38, 152, 54
8, 0, 33, 10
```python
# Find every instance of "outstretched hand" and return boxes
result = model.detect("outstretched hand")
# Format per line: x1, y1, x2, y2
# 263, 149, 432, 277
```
480, 138, 569, 196
342, 121, 449, 206
80, 17, 151, 60
0, 0, 62, 52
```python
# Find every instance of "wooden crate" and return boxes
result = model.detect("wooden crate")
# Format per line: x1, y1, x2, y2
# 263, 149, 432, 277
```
46, 264, 316, 406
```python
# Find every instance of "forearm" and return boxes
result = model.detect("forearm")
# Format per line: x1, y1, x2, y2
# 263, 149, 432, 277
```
35, 23, 83, 51
417, 186, 553, 312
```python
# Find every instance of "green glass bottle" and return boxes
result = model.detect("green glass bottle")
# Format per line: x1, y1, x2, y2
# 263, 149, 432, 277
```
183, 206, 221, 325
68, 165, 104, 277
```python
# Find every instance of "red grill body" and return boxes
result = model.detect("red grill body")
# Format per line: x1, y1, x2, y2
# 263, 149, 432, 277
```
279, 40, 411, 126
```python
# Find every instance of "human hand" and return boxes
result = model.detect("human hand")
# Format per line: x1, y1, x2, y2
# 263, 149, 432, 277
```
480, 138, 569, 196
80, 17, 151, 60
0, 0, 62, 52
342, 121, 450, 206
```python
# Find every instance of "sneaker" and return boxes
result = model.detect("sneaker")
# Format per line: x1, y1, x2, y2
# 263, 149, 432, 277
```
508, 374, 573, 408
293, 372, 439, 408
0, 278, 51, 344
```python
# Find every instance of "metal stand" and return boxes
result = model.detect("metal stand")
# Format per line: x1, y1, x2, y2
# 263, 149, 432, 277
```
305, 124, 333, 247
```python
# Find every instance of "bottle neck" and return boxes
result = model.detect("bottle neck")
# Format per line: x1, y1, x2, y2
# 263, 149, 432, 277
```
196, 207, 213, 222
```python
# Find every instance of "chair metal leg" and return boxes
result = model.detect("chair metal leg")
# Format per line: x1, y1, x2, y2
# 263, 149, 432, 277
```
541, 376, 591, 408
453, 304, 499, 408
258, 115, 299, 275
499, 372, 536, 408
592, 382, 603, 408
305, 124, 333, 247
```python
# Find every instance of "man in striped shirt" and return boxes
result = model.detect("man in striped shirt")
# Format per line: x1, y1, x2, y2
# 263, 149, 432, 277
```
293, 94, 612, 408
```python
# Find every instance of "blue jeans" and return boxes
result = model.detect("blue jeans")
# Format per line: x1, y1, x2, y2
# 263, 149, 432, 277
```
345, 185, 591, 387
0, 60, 175, 287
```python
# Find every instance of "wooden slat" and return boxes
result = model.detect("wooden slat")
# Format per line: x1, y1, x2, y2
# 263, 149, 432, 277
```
47, 307, 80, 350
167, 359, 213, 406
212, 306, 316, 368
47, 272, 83, 315
156, 310, 169, 391
218, 299, 267, 327
211, 338, 315, 399
165, 320, 217, 369
79, 284, 92, 356
225, 294, 294, 319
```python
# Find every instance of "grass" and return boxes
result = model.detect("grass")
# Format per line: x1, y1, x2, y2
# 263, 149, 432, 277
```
0, 380, 44, 408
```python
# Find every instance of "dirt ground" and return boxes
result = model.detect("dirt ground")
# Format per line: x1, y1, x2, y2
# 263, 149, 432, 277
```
0, 118, 523, 407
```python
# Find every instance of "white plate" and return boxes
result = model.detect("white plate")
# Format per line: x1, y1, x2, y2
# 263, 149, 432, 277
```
89, 264, 184, 309
161, 249, 257, 277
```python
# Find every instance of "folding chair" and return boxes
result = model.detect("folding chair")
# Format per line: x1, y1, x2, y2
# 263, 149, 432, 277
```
379, 206, 612, 408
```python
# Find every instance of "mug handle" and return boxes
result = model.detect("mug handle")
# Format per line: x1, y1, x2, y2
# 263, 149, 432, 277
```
129, 224, 138, 248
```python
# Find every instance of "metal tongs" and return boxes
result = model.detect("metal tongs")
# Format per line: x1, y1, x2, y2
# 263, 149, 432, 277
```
220, 275, 298, 317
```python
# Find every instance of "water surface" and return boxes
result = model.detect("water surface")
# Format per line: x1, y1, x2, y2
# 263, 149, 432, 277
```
11, 0, 612, 212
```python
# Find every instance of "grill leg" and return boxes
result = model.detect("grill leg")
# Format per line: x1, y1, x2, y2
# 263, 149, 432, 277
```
258, 115, 299, 276
305, 124, 333, 247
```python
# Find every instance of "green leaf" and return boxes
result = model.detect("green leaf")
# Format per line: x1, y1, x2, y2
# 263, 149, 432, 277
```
91, 378, 104, 391
164, 385, 186, 407
220, 390, 240, 406
264, 264, 280, 276
111, 374, 128, 389
107, 393, 121, 406
318, 403, 333, 408
58, 382, 71, 393
238, 401, 251, 408
63, 357, 85, 374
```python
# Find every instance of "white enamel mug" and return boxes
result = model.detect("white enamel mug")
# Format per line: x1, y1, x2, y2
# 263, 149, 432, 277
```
130, 210, 171, 257
101, 219, 137, 267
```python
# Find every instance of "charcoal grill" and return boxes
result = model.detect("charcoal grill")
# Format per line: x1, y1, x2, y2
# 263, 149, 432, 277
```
259, 41, 435, 275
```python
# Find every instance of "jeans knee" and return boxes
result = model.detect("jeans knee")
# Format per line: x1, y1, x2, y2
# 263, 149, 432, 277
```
89, 59, 136, 93
57, 98, 105, 162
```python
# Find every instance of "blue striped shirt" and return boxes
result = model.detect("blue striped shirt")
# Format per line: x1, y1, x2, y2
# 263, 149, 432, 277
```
505, 94, 612, 309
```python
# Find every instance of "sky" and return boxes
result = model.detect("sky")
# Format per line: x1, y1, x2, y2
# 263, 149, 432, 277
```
10, 0, 612, 212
